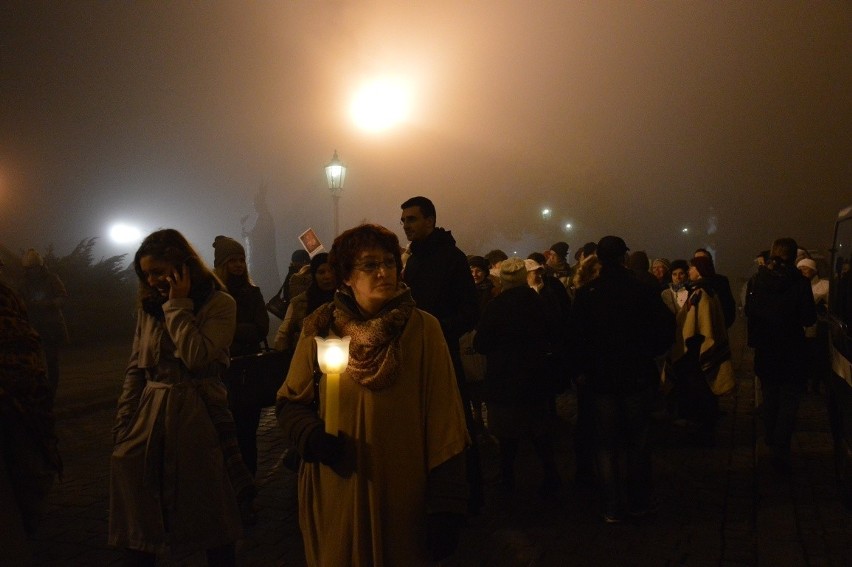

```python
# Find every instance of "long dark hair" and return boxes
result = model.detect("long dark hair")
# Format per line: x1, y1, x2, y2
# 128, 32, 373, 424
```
134, 229, 224, 316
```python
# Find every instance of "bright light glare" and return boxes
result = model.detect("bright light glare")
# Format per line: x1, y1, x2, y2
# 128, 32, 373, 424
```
350, 79, 411, 132
110, 223, 142, 244
565, 223, 572, 230
682, 227, 689, 233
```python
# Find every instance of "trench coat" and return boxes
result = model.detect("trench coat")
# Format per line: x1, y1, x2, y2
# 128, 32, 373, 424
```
108, 291, 242, 555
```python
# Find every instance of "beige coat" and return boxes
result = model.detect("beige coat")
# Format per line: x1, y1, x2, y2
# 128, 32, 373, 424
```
670, 288, 736, 396
109, 291, 242, 555
280, 308, 469, 566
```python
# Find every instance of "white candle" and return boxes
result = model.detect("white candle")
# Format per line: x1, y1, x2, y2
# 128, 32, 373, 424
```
325, 372, 340, 435
314, 336, 351, 437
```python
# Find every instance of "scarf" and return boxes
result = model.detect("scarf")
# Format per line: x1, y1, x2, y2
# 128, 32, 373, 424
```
303, 287, 415, 390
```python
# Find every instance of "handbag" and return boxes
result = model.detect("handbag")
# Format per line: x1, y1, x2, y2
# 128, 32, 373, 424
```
459, 331, 486, 382
229, 340, 292, 407
265, 281, 290, 319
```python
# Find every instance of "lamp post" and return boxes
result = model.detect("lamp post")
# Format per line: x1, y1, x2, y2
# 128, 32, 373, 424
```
324, 150, 347, 237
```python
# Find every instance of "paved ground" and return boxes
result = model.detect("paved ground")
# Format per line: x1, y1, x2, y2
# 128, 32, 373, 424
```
28, 320, 852, 566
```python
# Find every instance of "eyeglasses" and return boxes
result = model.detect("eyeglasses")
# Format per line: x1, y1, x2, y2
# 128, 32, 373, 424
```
353, 259, 397, 274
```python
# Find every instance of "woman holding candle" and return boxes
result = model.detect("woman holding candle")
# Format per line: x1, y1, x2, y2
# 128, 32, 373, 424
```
276, 223, 470, 565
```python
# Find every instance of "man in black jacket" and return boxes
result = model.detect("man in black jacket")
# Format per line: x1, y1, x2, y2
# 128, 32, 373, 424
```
400, 195, 482, 512
745, 237, 816, 474
571, 236, 675, 523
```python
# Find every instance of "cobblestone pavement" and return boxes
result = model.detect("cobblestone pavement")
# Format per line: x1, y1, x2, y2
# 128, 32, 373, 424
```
29, 324, 852, 566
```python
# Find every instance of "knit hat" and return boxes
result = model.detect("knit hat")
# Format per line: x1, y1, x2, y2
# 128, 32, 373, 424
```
212, 235, 245, 267
596, 236, 629, 263
499, 257, 528, 290
468, 255, 489, 273
797, 258, 817, 272
21, 248, 43, 268
652, 258, 671, 271
291, 249, 311, 265
690, 255, 716, 278
549, 241, 569, 260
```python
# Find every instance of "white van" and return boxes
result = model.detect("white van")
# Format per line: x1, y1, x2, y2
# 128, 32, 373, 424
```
826, 204, 852, 508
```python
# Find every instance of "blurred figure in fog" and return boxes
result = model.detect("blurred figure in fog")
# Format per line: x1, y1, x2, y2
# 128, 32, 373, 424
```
571, 236, 675, 523
110, 229, 249, 566
213, 235, 268, 521
475, 257, 562, 497
0, 280, 61, 565
19, 249, 68, 396
745, 238, 816, 474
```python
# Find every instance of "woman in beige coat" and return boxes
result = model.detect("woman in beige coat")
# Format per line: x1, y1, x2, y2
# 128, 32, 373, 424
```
277, 224, 470, 566
109, 229, 247, 566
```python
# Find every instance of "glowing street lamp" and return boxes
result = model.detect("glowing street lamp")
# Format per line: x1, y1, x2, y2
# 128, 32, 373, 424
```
324, 150, 347, 237
541, 208, 552, 221
314, 334, 351, 435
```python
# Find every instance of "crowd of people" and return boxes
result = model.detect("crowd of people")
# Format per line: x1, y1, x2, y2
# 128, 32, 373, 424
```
0, 195, 832, 565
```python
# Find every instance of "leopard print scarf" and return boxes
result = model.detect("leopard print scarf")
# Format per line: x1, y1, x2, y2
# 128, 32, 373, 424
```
302, 288, 415, 391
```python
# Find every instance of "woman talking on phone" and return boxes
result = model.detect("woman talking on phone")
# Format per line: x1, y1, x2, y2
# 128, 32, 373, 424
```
109, 229, 249, 566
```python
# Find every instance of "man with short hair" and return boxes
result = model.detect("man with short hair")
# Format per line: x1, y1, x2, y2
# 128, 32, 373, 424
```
571, 236, 675, 522
745, 237, 817, 473
400, 195, 482, 512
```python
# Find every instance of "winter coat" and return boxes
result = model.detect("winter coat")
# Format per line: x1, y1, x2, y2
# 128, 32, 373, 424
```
571, 264, 675, 396
403, 228, 478, 346
226, 278, 268, 356
19, 266, 68, 345
276, 299, 469, 566
745, 263, 816, 378
109, 291, 242, 555
474, 286, 554, 404
703, 273, 736, 328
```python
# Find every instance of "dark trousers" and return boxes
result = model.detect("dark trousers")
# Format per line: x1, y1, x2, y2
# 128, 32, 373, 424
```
451, 345, 484, 514
591, 386, 654, 516
756, 349, 806, 455
225, 367, 262, 477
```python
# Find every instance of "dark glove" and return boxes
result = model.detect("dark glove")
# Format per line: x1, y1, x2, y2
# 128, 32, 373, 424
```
305, 427, 354, 478
305, 427, 344, 465
425, 512, 464, 562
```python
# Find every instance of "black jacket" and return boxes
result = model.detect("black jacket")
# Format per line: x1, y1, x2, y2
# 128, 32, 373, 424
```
403, 228, 478, 346
744, 263, 816, 353
704, 273, 736, 328
570, 264, 675, 396
226, 278, 269, 357
474, 286, 553, 404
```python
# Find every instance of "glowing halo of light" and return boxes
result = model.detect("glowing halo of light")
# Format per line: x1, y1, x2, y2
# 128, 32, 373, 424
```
109, 223, 142, 244
349, 78, 412, 133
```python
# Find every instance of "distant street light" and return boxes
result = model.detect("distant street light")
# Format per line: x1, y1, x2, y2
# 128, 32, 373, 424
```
682, 227, 689, 234
541, 208, 552, 221
564, 222, 573, 231
324, 150, 347, 237
109, 223, 142, 244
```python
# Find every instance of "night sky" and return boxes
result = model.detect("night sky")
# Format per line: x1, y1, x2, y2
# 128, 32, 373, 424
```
2, 1, 849, 293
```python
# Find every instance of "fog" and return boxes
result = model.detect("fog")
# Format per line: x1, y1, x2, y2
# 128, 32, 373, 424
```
2, 1, 849, 294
